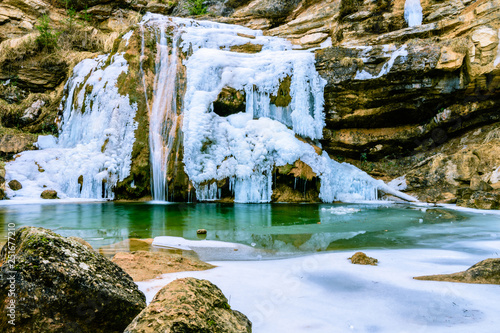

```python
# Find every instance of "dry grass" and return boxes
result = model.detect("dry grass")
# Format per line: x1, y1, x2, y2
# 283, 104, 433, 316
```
484, 127, 500, 143
451, 38, 469, 54
0, 34, 39, 65
340, 57, 354, 67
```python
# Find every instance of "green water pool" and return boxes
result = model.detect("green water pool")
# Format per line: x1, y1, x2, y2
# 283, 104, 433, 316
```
1, 202, 499, 256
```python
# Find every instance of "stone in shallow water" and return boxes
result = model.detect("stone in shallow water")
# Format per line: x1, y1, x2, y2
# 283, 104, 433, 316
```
0, 226, 146, 333
124, 277, 251, 333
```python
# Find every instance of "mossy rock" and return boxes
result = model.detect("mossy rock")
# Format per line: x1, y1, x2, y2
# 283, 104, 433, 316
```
7, 179, 22, 191
349, 252, 378, 265
124, 277, 251, 332
213, 87, 246, 117
270, 76, 291, 107
415, 258, 500, 284
0, 227, 146, 332
40, 189, 58, 199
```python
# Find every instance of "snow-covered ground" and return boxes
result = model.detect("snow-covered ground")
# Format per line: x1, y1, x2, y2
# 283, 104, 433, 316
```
138, 247, 500, 332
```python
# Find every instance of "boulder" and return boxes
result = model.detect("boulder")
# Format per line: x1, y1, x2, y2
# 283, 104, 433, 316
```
0, 227, 146, 332
7, 179, 21, 191
349, 252, 378, 265
457, 190, 500, 210
230, 42, 263, 53
0, 133, 36, 155
124, 277, 252, 332
40, 189, 58, 199
414, 258, 500, 284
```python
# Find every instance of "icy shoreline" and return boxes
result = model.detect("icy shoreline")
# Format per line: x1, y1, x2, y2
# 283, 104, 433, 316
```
138, 247, 500, 332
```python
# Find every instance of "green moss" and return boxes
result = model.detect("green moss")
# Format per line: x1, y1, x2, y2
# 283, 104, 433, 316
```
270, 76, 292, 107
101, 138, 109, 153
278, 163, 294, 175
201, 138, 214, 153
114, 33, 152, 200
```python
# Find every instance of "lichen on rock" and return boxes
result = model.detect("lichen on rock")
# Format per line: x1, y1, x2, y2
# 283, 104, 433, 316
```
0, 226, 146, 333
349, 251, 378, 265
414, 258, 500, 285
124, 277, 252, 333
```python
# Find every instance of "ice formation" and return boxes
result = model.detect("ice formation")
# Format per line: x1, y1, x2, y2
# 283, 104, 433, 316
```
354, 45, 408, 80
141, 14, 415, 203
5, 53, 138, 199
404, 0, 423, 27
5, 14, 416, 203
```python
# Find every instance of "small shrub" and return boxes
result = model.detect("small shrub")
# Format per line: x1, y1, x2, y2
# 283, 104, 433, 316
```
79, 6, 93, 24
35, 15, 59, 51
66, 7, 77, 31
186, 0, 207, 16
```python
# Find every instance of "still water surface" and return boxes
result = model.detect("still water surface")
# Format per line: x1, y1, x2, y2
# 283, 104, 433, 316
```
1, 202, 499, 257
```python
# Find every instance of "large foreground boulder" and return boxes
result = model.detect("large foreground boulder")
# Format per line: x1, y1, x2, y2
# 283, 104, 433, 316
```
414, 258, 500, 285
125, 277, 252, 332
0, 227, 146, 332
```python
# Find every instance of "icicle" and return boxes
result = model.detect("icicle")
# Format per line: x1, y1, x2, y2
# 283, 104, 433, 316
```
404, 0, 423, 27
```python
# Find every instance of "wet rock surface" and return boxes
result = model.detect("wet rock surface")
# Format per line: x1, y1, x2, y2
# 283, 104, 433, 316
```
0, 227, 146, 333
124, 277, 252, 333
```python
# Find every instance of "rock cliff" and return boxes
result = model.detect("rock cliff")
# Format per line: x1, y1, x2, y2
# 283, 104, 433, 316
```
0, 0, 499, 206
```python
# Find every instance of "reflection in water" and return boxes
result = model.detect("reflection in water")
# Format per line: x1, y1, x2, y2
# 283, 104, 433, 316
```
0, 202, 499, 258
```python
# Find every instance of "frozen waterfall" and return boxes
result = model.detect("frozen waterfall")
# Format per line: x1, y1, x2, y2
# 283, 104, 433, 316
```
4, 52, 138, 200
404, 0, 423, 27
4, 13, 416, 203
141, 14, 414, 203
